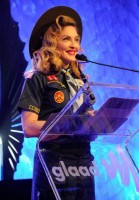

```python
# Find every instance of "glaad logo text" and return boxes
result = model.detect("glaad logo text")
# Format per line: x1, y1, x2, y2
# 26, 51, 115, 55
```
52, 160, 96, 182
51, 145, 139, 192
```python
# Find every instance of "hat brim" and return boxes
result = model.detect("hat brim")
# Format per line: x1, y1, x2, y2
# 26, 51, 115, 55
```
29, 6, 82, 58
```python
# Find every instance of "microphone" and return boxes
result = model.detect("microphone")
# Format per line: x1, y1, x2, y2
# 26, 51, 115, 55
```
75, 54, 139, 73
75, 54, 88, 62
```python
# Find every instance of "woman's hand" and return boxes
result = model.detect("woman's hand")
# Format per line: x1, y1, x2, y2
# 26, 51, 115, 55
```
86, 110, 97, 116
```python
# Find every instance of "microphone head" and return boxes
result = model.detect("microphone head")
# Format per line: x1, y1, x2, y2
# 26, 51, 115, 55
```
75, 54, 88, 61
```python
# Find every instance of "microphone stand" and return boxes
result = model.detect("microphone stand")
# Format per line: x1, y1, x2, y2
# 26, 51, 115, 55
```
76, 54, 139, 73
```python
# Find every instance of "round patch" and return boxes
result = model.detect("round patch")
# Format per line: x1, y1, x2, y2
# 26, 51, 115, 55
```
54, 91, 64, 103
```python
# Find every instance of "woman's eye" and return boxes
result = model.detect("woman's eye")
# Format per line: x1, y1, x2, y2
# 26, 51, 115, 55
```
75, 38, 80, 42
62, 37, 80, 42
63, 37, 69, 41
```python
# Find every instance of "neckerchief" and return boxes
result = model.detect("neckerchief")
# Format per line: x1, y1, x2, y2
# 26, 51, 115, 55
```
62, 68, 84, 113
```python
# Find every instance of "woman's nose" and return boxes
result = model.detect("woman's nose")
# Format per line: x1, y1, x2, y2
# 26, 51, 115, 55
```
70, 40, 76, 48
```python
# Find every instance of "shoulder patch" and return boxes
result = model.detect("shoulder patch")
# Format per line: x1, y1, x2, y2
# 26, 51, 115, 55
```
46, 75, 58, 81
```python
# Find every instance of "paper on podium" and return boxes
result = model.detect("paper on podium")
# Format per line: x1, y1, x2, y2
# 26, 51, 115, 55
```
41, 97, 139, 141
81, 97, 139, 134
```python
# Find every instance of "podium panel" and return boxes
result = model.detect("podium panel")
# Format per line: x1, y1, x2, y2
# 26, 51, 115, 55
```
36, 82, 139, 200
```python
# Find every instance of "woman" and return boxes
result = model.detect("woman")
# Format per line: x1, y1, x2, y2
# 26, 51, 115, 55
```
18, 6, 96, 200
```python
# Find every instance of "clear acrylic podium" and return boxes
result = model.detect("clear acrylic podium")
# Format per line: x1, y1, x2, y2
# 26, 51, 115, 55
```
36, 82, 139, 200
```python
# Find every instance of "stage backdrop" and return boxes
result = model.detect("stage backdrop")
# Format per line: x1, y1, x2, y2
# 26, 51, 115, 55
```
0, 0, 139, 199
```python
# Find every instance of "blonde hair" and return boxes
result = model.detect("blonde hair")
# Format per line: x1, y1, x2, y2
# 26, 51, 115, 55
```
24, 15, 82, 78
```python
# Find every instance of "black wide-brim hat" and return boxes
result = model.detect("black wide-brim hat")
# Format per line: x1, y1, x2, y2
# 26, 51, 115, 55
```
29, 6, 82, 58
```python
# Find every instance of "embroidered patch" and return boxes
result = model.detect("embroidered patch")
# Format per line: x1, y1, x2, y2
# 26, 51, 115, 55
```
46, 75, 58, 81
54, 91, 64, 103
29, 105, 40, 113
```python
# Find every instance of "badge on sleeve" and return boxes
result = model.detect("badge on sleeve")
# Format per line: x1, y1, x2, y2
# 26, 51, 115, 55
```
54, 91, 64, 103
